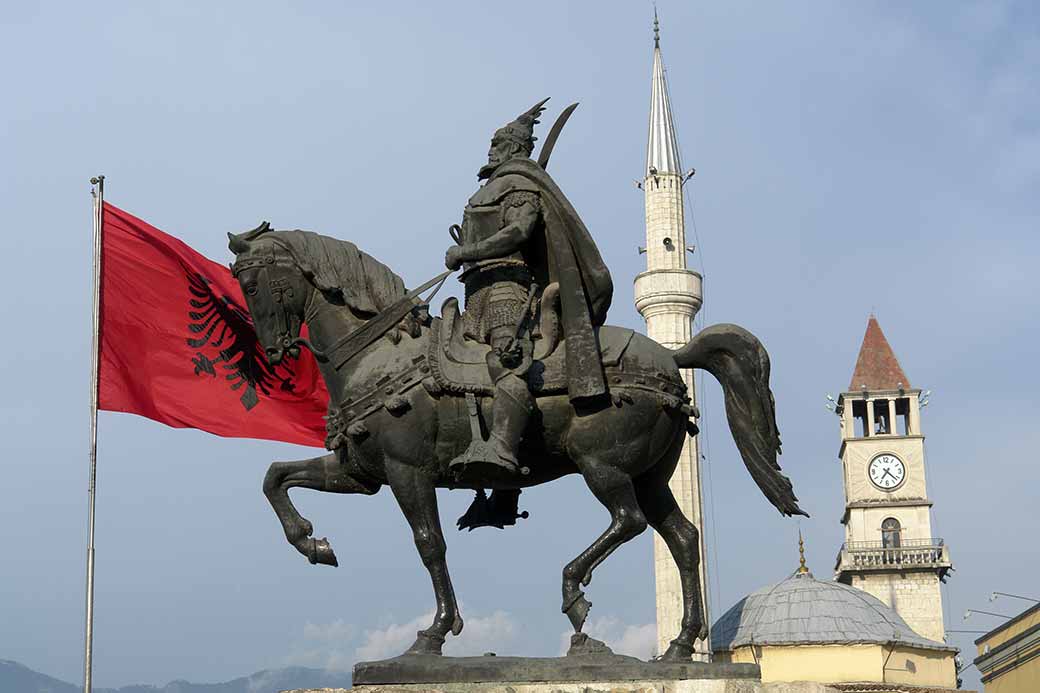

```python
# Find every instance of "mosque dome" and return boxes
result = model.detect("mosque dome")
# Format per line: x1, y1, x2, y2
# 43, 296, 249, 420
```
711, 570, 956, 653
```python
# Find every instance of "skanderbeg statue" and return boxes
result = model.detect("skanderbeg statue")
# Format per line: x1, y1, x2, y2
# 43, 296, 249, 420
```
445, 98, 614, 474
227, 96, 806, 665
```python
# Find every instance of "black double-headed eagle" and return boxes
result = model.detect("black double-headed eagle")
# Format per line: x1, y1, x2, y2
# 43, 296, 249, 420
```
186, 271, 296, 411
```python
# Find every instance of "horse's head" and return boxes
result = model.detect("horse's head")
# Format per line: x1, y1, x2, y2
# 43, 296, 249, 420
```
229, 224, 407, 367
229, 223, 311, 366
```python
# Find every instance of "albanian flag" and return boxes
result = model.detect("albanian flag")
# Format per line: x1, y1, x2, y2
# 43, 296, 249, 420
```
98, 203, 328, 446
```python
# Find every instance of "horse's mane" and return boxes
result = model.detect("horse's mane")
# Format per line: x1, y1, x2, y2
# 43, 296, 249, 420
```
266, 230, 406, 316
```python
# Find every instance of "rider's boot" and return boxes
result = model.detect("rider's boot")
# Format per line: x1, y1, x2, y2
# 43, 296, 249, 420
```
488, 372, 534, 472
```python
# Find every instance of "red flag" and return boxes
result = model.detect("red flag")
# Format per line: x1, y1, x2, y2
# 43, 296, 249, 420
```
98, 203, 328, 447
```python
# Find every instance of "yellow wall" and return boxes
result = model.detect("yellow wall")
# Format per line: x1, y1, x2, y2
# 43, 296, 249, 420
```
716, 642, 957, 690
884, 645, 958, 689
975, 606, 1040, 693
760, 644, 878, 683
978, 608, 1040, 651
984, 666, 1040, 693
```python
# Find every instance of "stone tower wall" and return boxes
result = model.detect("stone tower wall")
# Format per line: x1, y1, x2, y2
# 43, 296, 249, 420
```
851, 572, 946, 643
636, 171, 708, 659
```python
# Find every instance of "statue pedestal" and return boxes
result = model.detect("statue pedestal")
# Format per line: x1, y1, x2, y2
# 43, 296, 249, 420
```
280, 653, 839, 693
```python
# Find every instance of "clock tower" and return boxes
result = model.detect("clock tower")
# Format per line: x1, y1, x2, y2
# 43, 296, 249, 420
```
833, 317, 952, 643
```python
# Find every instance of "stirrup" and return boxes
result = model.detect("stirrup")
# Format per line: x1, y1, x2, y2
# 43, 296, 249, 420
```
449, 394, 529, 477
449, 438, 527, 475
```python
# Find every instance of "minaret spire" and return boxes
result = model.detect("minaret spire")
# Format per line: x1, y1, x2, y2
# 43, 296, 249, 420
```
635, 9, 709, 660
646, 11, 682, 176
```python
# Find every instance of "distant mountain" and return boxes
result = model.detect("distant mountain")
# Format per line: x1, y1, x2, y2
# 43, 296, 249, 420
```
0, 659, 351, 693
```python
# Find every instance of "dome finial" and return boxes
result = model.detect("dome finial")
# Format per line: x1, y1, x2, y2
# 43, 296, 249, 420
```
797, 530, 810, 575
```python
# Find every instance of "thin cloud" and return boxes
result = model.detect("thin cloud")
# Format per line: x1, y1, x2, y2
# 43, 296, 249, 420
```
284, 609, 518, 668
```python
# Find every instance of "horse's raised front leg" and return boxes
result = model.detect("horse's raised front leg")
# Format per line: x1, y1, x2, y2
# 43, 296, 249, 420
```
562, 459, 648, 638
263, 452, 379, 566
385, 459, 463, 656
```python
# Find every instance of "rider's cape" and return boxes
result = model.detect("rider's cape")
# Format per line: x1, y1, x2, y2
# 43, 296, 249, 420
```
484, 157, 614, 400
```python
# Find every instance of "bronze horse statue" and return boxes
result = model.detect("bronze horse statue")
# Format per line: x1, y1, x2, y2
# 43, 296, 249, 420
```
227, 226, 806, 662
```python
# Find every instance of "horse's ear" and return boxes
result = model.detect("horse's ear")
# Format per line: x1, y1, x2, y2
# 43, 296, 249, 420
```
228, 221, 271, 254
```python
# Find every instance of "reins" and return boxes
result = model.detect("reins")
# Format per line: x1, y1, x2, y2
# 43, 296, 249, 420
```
312, 269, 452, 371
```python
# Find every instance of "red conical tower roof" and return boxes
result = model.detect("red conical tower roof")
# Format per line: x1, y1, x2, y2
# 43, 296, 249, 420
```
849, 316, 910, 391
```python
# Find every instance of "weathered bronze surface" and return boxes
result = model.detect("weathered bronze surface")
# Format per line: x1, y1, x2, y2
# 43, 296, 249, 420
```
227, 100, 807, 665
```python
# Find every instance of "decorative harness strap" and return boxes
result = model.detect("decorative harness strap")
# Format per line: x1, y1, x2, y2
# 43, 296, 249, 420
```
324, 353, 436, 449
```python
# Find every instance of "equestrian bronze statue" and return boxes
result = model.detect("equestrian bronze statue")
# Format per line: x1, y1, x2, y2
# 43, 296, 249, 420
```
227, 99, 807, 663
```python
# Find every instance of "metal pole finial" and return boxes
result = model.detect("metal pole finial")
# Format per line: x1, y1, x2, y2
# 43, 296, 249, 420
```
653, 7, 660, 46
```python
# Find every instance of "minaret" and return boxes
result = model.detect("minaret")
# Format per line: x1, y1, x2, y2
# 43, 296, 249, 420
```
634, 12, 710, 659
833, 317, 952, 643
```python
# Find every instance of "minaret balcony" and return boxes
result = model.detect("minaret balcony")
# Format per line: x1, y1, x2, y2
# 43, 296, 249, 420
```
835, 538, 952, 582
634, 268, 702, 317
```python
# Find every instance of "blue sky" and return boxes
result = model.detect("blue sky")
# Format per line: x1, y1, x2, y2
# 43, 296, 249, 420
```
2, 2, 1038, 691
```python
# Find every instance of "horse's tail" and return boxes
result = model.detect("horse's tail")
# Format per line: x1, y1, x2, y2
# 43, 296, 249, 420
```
672, 324, 809, 518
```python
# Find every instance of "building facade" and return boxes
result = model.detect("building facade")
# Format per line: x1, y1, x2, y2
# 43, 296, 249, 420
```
634, 16, 710, 659
833, 317, 952, 643
974, 602, 1040, 692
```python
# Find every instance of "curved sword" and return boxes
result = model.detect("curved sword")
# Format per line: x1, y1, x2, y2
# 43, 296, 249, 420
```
536, 102, 579, 170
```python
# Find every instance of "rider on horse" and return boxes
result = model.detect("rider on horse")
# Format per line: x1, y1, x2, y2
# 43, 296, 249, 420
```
444, 99, 614, 474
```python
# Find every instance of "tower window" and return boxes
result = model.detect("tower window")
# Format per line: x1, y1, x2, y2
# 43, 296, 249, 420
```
851, 399, 869, 438
873, 399, 891, 434
895, 397, 911, 435
881, 517, 902, 548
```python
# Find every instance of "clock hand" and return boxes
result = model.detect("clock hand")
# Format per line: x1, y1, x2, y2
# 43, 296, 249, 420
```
882, 469, 896, 481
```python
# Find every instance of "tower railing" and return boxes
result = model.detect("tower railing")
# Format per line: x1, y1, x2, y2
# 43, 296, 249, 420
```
836, 538, 951, 574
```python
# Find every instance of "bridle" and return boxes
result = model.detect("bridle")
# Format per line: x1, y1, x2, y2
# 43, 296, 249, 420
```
232, 247, 451, 371
231, 251, 327, 362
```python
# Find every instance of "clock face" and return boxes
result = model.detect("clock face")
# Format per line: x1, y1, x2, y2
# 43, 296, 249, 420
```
868, 454, 906, 491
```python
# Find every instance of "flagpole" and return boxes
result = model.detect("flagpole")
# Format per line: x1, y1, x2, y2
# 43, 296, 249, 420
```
84, 174, 104, 693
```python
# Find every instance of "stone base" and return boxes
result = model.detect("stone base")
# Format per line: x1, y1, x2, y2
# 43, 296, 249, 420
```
352, 653, 759, 687
280, 653, 839, 693
284, 684, 838, 693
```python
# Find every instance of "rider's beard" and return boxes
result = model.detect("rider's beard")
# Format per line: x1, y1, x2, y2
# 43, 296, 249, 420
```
478, 159, 500, 180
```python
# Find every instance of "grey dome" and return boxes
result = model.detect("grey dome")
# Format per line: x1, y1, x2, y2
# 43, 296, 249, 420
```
710, 572, 956, 652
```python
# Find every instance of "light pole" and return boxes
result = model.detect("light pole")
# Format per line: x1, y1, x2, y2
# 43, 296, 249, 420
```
963, 609, 1011, 621
990, 591, 1039, 605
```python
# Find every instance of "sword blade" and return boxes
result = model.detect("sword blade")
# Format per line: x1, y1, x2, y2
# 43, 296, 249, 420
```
536, 102, 579, 170
325, 269, 453, 371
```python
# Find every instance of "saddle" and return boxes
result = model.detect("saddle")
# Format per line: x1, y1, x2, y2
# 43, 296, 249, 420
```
427, 297, 634, 397
324, 298, 692, 455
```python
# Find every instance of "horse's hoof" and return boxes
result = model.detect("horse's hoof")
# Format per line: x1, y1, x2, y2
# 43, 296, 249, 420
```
451, 614, 464, 636
566, 632, 613, 657
308, 538, 338, 567
563, 592, 591, 632
404, 630, 445, 656
655, 640, 695, 662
